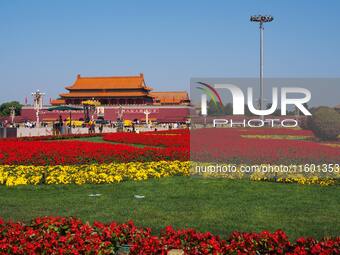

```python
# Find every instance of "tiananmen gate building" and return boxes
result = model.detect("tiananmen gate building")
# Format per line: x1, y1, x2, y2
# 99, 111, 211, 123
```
20, 73, 191, 123
50, 73, 190, 106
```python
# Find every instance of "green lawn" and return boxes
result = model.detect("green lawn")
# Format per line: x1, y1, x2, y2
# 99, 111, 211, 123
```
0, 177, 339, 240
69, 136, 160, 148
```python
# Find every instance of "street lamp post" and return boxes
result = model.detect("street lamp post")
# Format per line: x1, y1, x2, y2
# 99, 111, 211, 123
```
250, 15, 273, 118
143, 110, 151, 126
117, 105, 124, 132
9, 106, 16, 124
31, 90, 45, 127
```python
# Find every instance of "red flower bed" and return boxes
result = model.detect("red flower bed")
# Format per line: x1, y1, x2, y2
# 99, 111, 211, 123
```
103, 130, 189, 147
0, 217, 339, 254
0, 140, 188, 165
190, 128, 340, 164
2, 128, 339, 165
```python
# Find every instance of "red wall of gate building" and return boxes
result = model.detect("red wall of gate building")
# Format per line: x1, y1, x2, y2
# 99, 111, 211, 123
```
20, 106, 190, 123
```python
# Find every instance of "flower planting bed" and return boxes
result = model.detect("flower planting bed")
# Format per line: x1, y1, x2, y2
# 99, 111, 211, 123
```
0, 216, 339, 254
0, 161, 189, 186
194, 163, 339, 186
1, 128, 339, 253
190, 128, 340, 164
4, 128, 338, 166
1, 128, 339, 186
103, 129, 189, 147
0, 140, 188, 165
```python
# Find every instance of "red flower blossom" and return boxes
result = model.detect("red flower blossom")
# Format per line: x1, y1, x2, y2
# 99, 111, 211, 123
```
0, 217, 339, 254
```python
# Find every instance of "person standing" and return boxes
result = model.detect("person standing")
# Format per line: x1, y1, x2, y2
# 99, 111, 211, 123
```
58, 115, 63, 135
88, 120, 93, 134
99, 123, 104, 134
91, 121, 96, 133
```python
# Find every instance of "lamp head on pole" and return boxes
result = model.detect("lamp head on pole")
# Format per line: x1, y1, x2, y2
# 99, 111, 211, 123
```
250, 15, 274, 24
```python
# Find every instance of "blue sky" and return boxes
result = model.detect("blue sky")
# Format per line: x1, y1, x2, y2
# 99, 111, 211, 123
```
0, 0, 339, 104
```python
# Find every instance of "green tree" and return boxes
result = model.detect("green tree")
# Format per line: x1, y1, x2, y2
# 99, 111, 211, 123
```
207, 99, 224, 115
266, 103, 281, 116
308, 106, 340, 140
224, 103, 233, 115
0, 101, 22, 116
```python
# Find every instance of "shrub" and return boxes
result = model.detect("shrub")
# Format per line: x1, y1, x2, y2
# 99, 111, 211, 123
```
308, 107, 340, 140
298, 116, 309, 130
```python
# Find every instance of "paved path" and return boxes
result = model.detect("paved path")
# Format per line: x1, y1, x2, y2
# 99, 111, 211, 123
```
16, 126, 171, 137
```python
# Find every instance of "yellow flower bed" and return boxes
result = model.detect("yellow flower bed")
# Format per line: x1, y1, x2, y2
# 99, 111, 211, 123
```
241, 134, 312, 140
1, 161, 337, 186
191, 163, 338, 186
0, 161, 190, 186
251, 175, 337, 186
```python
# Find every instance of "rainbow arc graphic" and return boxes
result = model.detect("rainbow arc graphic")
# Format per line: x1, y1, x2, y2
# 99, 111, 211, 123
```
196, 82, 224, 111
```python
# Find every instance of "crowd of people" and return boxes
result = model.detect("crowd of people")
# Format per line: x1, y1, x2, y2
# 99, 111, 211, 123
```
1, 116, 189, 137
0, 120, 20, 128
